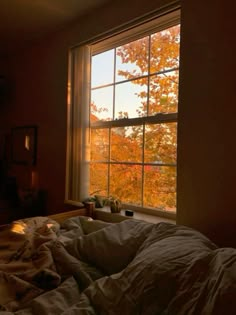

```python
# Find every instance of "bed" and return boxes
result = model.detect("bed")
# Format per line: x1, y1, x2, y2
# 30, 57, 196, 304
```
0, 211, 236, 314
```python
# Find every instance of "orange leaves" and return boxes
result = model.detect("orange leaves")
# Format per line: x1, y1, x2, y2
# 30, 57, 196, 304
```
89, 23, 180, 211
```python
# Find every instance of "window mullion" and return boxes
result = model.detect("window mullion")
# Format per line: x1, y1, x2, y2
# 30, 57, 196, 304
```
91, 160, 176, 167
147, 35, 151, 115
91, 66, 179, 92
91, 113, 178, 129
108, 127, 111, 197
107, 49, 117, 197
141, 124, 145, 207
113, 48, 116, 120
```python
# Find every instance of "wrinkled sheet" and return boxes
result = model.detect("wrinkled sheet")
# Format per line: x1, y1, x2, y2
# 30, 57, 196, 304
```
0, 216, 106, 313
1, 216, 236, 314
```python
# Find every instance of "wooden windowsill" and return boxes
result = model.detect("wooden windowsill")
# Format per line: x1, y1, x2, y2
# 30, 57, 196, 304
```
93, 207, 176, 224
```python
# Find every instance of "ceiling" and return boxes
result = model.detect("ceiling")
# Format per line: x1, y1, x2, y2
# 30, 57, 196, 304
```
0, 0, 112, 56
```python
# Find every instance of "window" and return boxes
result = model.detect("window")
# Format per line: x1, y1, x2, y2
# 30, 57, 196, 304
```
66, 8, 180, 218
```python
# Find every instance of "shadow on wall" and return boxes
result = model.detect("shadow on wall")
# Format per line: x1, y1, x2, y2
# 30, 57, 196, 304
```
0, 76, 12, 108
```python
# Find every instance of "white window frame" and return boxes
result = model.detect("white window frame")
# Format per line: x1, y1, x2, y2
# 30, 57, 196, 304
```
66, 8, 180, 220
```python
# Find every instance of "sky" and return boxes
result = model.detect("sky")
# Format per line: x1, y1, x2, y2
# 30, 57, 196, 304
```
91, 48, 146, 120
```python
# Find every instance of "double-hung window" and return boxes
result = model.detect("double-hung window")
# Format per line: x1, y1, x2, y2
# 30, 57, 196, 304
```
66, 8, 180, 218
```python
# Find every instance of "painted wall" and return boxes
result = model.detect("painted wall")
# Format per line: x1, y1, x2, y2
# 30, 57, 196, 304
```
0, 0, 172, 214
1, 0, 236, 246
177, 0, 236, 246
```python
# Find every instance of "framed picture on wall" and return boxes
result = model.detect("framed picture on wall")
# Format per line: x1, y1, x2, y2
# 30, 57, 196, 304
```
11, 125, 38, 165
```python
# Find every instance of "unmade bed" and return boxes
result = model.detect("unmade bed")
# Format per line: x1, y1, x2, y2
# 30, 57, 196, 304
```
0, 213, 236, 314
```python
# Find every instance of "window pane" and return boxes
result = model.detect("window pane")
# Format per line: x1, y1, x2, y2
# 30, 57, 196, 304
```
150, 25, 180, 73
91, 86, 113, 121
110, 164, 142, 204
111, 126, 143, 162
145, 123, 177, 164
115, 78, 148, 119
91, 50, 114, 87
148, 70, 179, 114
87, 13, 180, 214
91, 128, 109, 161
115, 36, 149, 82
143, 165, 176, 211
90, 163, 108, 196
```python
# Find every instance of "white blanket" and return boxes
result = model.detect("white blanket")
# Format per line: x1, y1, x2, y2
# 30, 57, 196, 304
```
1, 216, 236, 314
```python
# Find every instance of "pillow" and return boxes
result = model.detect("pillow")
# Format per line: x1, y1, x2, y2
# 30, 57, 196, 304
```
137, 221, 217, 254
60, 216, 85, 232
80, 219, 112, 235
61, 216, 111, 235
66, 219, 154, 275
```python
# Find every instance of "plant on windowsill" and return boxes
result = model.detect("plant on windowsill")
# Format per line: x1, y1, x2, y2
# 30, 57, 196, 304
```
104, 196, 122, 213
84, 194, 122, 213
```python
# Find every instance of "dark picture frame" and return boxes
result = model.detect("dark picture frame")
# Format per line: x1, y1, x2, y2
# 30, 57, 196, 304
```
11, 125, 38, 165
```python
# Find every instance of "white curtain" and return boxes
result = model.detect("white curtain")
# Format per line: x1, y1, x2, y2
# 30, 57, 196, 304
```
65, 45, 91, 204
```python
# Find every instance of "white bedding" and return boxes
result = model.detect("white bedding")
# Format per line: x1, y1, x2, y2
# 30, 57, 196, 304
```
1, 216, 236, 314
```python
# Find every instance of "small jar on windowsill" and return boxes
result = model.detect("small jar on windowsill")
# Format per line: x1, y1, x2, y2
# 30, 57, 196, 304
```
84, 201, 95, 218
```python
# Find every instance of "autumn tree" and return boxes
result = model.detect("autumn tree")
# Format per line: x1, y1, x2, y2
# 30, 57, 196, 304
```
90, 24, 180, 211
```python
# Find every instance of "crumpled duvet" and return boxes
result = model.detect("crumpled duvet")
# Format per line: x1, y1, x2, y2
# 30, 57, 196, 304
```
1, 216, 236, 314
